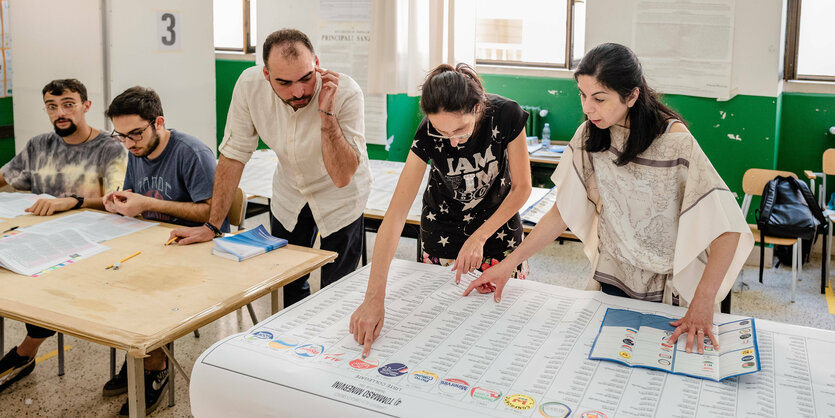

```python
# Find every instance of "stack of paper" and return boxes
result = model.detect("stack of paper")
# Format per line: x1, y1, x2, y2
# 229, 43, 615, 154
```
0, 229, 108, 276
0, 192, 55, 218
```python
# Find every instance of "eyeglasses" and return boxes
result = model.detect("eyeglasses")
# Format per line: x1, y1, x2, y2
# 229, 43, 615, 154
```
426, 121, 472, 142
44, 102, 81, 114
111, 122, 153, 143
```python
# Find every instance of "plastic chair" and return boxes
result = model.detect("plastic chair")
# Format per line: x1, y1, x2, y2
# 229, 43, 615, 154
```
804, 148, 835, 294
741, 168, 802, 302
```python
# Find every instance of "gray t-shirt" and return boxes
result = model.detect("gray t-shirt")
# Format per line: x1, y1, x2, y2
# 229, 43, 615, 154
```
124, 129, 220, 228
0, 131, 127, 198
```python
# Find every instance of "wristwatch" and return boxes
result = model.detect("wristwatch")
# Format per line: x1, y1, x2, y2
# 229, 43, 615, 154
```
70, 194, 84, 209
204, 222, 223, 238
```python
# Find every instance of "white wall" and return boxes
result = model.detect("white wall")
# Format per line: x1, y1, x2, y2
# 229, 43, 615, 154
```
255, 1, 321, 66
11, 0, 106, 151
585, 0, 784, 98
108, 1, 216, 152
10, 0, 216, 152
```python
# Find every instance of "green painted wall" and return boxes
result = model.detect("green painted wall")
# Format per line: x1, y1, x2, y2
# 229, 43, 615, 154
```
776, 93, 835, 196
0, 96, 14, 166
216, 59, 258, 151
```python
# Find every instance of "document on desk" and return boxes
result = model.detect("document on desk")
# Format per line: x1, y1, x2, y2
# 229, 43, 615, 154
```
191, 260, 835, 418
521, 187, 557, 225
367, 160, 429, 218
589, 308, 760, 381
0, 229, 108, 276
0, 192, 55, 218
237, 149, 277, 198
23, 211, 157, 243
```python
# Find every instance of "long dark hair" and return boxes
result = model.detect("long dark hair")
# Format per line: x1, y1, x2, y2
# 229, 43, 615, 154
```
575, 43, 684, 166
419, 63, 486, 115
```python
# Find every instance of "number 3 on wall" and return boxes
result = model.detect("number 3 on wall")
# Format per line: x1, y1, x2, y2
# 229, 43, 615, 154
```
157, 11, 181, 50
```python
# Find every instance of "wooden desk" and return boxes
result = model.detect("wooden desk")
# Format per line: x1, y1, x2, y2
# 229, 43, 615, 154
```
0, 210, 336, 417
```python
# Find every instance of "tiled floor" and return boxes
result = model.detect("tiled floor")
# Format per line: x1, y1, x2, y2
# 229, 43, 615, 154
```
1, 215, 832, 416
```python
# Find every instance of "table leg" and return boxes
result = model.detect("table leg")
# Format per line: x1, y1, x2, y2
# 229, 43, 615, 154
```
127, 355, 146, 418
57, 333, 65, 376
110, 347, 116, 379
271, 289, 280, 314
167, 342, 175, 407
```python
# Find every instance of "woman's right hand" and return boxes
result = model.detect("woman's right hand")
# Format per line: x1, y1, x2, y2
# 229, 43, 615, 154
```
349, 297, 386, 358
463, 261, 515, 302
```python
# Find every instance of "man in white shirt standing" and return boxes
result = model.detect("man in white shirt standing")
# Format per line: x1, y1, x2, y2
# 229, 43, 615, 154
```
171, 29, 371, 307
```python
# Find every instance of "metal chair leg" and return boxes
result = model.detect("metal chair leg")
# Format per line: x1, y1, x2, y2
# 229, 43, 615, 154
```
193, 329, 200, 338
791, 241, 798, 303
246, 303, 259, 325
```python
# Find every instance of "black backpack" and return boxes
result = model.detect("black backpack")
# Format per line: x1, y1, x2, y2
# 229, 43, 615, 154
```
755, 176, 827, 282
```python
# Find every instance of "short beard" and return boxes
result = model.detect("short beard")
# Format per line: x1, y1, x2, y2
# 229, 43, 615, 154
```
134, 128, 161, 158
281, 94, 312, 110
53, 119, 78, 137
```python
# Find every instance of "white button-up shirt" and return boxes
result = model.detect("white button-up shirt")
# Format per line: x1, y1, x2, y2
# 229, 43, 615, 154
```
219, 66, 371, 237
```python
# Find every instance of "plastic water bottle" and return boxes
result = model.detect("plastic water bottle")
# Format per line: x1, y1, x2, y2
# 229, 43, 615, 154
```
541, 123, 551, 149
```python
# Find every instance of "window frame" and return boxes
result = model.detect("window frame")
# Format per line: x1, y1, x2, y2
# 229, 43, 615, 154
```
214, 0, 256, 54
474, 0, 580, 70
783, 0, 835, 82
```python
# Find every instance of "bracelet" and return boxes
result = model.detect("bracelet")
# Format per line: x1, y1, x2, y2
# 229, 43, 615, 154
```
318, 109, 336, 117
204, 222, 223, 238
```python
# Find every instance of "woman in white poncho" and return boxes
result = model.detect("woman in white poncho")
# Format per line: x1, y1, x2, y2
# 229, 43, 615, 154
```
465, 43, 754, 354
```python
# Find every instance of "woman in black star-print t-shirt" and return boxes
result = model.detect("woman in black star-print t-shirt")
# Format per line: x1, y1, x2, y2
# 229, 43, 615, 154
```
349, 63, 532, 357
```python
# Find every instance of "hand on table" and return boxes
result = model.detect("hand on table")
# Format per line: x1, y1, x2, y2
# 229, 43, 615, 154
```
169, 225, 215, 245
462, 261, 514, 302
349, 298, 385, 359
667, 295, 719, 354
25, 197, 75, 216
452, 235, 485, 284
103, 190, 148, 218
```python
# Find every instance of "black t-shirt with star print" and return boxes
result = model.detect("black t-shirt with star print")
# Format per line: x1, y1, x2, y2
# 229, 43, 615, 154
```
411, 94, 529, 259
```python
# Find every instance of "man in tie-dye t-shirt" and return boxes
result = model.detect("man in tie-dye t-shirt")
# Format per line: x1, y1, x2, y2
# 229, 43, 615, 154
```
0, 79, 126, 394
0, 79, 127, 216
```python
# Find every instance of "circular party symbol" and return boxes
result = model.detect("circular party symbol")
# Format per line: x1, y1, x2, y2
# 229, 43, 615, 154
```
659, 353, 671, 359
739, 329, 751, 334
378, 363, 409, 377
470, 387, 503, 403
294, 344, 324, 358
245, 331, 273, 341
626, 328, 638, 334
742, 355, 754, 361
504, 394, 536, 411
538, 401, 571, 418
580, 411, 608, 418
742, 362, 756, 368
740, 334, 752, 339
620, 344, 633, 351
742, 349, 754, 355
349, 358, 379, 370
658, 359, 671, 366
438, 378, 470, 396
269, 337, 299, 350
408, 370, 438, 389
738, 320, 750, 326
619, 351, 631, 359
622, 339, 634, 346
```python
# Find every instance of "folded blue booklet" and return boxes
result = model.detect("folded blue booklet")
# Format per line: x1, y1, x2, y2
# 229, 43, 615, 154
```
589, 308, 760, 381
212, 225, 288, 261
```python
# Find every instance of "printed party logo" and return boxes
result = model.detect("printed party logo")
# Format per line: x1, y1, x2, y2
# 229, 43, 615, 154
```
318, 352, 346, 365
438, 378, 469, 396
269, 337, 298, 350
408, 370, 438, 389
539, 401, 572, 418
504, 394, 536, 411
378, 363, 409, 377
470, 387, 502, 403
580, 411, 607, 418
245, 331, 273, 341
349, 358, 379, 370
294, 344, 324, 358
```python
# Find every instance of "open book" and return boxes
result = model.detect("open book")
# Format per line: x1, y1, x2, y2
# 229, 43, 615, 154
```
212, 225, 288, 261
589, 308, 760, 381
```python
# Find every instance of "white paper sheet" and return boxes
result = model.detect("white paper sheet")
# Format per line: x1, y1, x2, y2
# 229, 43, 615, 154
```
191, 260, 835, 417
0, 229, 108, 276
237, 149, 278, 198
521, 187, 557, 225
22, 211, 157, 243
0, 192, 55, 218
367, 160, 429, 218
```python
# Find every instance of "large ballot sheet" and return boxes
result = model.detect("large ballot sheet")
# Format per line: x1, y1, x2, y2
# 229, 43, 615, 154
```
191, 260, 835, 418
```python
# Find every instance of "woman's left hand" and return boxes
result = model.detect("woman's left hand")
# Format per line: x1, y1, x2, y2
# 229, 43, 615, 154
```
453, 235, 485, 284
667, 294, 719, 354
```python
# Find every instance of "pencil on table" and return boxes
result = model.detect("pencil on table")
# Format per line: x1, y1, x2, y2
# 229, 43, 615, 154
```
165, 236, 179, 246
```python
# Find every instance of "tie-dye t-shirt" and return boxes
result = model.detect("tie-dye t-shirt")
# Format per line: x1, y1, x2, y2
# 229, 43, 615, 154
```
0, 131, 127, 198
